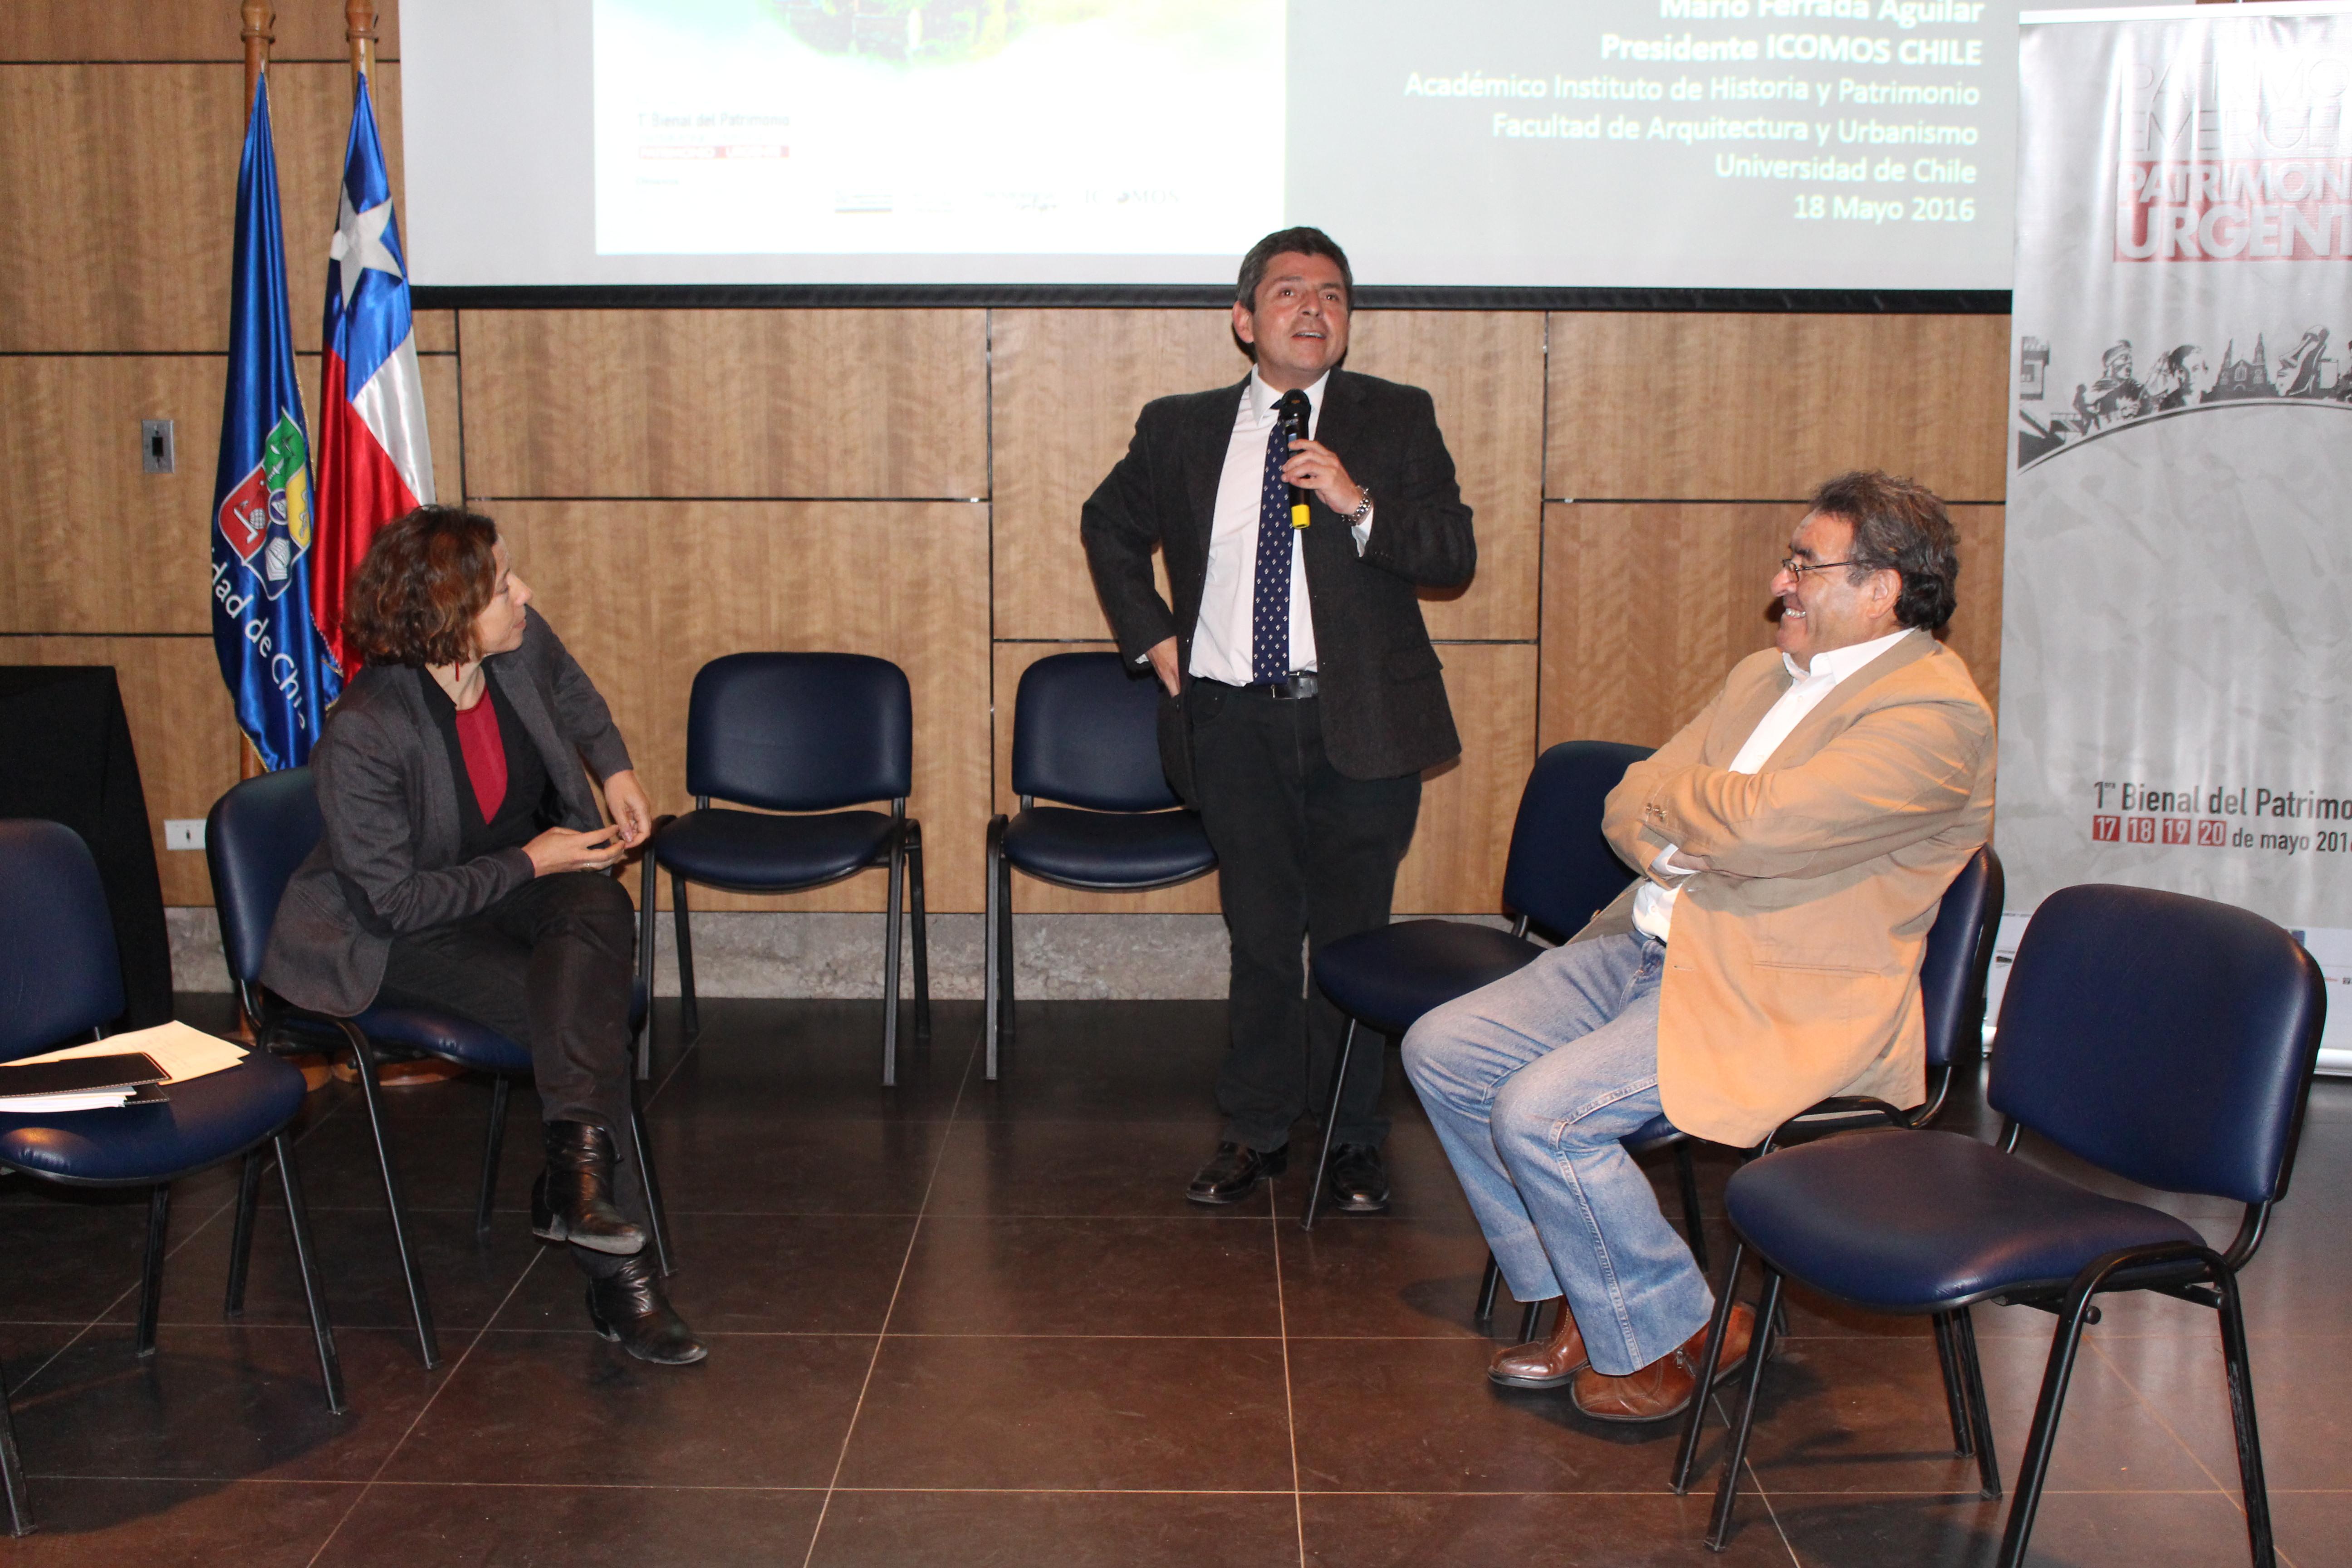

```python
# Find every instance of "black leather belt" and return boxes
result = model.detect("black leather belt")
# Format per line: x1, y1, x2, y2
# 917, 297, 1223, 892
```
1255, 673, 1318, 701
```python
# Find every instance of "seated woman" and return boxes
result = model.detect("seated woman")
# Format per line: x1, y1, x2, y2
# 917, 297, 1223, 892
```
262, 505, 702, 1365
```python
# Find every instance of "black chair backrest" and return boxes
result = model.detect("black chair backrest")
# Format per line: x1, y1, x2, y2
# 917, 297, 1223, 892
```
1500, 740, 1653, 941
1919, 844, 2004, 1070
0, 819, 123, 1059
1010, 652, 1178, 812
685, 653, 913, 812
206, 768, 324, 988
1989, 883, 2326, 1206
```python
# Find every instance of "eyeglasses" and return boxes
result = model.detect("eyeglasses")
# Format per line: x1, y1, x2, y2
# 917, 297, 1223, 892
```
1779, 556, 1867, 580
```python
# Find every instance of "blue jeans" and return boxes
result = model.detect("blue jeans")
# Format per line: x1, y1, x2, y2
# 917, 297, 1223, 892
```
1401, 932, 1714, 1376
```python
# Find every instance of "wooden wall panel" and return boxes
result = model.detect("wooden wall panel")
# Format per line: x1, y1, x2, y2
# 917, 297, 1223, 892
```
461, 311, 988, 502
0, 635, 239, 905
1540, 500, 2006, 751
0, 62, 408, 353
989, 309, 1242, 641
1546, 313, 2010, 504
494, 500, 992, 913
1392, 643, 1539, 914
1541, 502, 1790, 750
991, 641, 1220, 915
0, 349, 458, 635
1344, 312, 1544, 642
0, 1, 402, 60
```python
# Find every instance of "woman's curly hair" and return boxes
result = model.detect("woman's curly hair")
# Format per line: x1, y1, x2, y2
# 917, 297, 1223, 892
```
342, 505, 503, 668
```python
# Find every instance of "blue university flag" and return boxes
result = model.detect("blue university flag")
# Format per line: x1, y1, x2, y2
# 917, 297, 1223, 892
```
211, 74, 340, 770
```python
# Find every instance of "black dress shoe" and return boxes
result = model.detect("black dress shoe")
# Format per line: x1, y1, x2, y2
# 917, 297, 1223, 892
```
1187, 1141, 1286, 1205
533, 1120, 647, 1256
587, 1254, 708, 1365
1326, 1142, 1390, 1214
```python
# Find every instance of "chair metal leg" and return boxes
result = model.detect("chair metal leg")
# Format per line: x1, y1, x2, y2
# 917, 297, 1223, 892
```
906, 822, 930, 1043
2213, 1266, 2276, 1568
0, 1361, 29, 1537
135, 1183, 170, 1359
1931, 1313, 1973, 1456
1475, 1252, 1502, 1323
345, 1024, 441, 1369
1520, 1299, 1545, 1342
1705, 1266, 1786, 1551
881, 829, 905, 1088
1995, 1289, 2100, 1568
628, 1092, 676, 1279
1675, 1237, 1749, 1494
225, 1147, 265, 1317
1674, 1140, 1710, 1273
1954, 1304, 2002, 1499
984, 822, 1004, 1082
476, 1075, 512, 1244
1300, 1019, 1357, 1231
272, 1132, 345, 1415
636, 847, 659, 1082
671, 874, 699, 1044
997, 845, 1018, 1049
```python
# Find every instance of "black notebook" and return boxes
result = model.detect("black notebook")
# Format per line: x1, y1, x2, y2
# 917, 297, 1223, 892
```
0, 1053, 167, 1099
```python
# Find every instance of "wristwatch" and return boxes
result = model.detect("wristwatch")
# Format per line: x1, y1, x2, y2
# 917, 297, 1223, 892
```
1347, 486, 1373, 528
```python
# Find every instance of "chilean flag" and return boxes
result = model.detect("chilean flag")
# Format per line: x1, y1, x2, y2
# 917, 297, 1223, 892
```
313, 73, 434, 675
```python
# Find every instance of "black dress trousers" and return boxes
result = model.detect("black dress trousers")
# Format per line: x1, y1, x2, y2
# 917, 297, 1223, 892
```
1186, 679, 1421, 1153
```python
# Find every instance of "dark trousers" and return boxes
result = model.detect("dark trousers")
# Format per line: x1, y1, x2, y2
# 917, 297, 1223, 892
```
377, 870, 643, 1277
1187, 680, 1422, 1152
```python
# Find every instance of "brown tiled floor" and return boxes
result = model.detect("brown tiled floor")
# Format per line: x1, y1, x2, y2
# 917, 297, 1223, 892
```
2, 995, 2347, 1566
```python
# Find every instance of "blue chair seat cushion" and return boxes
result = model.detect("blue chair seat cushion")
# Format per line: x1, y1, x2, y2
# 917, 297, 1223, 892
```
1312, 920, 1544, 1039
1726, 1128, 2207, 1312
1003, 806, 1215, 890
0, 1053, 307, 1184
354, 1003, 534, 1076
1625, 1112, 1683, 1156
654, 807, 894, 891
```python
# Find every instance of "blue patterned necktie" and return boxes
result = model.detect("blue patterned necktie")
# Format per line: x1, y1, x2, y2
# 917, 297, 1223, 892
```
1250, 392, 1307, 684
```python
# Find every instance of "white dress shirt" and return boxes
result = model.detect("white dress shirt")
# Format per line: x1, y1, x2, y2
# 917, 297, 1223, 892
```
1188, 368, 1372, 687
1631, 627, 1913, 942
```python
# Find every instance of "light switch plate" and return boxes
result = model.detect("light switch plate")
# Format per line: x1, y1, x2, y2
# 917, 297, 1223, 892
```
164, 819, 205, 851
142, 419, 175, 474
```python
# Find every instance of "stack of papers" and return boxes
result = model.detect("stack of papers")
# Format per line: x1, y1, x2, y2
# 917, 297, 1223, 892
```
2, 1022, 250, 1113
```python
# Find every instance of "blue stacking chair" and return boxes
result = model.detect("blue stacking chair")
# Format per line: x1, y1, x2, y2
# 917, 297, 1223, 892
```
1304, 740, 1661, 1288
985, 653, 1216, 1080
647, 653, 928, 1086
0, 820, 342, 1536
207, 770, 673, 1372
1687, 884, 2324, 1564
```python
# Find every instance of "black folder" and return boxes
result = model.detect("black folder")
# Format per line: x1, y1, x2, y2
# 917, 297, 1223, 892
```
0, 1052, 167, 1100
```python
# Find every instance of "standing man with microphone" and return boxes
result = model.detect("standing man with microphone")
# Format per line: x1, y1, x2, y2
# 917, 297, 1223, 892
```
1082, 227, 1476, 1211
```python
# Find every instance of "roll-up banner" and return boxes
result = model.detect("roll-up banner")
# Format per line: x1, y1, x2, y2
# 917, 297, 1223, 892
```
2000, 1, 2352, 1069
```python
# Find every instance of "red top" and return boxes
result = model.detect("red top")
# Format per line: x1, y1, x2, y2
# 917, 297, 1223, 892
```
452, 695, 508, 821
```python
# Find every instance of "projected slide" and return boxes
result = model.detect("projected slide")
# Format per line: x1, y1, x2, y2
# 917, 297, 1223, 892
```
401, 0, 2170, 290
592, 0, 1285, 257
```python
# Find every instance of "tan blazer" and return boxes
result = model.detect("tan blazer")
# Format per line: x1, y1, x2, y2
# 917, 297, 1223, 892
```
1580, 630, 1995, 1147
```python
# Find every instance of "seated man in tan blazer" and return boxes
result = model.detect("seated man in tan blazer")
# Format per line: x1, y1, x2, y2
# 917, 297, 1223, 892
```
1402, 470, 1994, 1422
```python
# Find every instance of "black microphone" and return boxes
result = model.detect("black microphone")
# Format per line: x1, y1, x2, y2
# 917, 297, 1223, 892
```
1275, 389, 1311, 529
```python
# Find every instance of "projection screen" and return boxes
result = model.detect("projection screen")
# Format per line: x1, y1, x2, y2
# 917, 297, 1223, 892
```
399, 0, 2176, 293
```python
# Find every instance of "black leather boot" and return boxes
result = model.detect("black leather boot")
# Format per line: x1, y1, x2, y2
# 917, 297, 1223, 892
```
587, 1254, 708, 1365
531, 1120, 646, 1256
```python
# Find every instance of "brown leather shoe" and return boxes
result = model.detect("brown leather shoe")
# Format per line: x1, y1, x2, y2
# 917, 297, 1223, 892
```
1571, 1303, 1755, 1424
1487, 1302, 1587, 1389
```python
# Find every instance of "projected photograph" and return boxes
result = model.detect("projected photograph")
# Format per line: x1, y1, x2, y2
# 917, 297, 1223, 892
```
592, 0, 1287, 257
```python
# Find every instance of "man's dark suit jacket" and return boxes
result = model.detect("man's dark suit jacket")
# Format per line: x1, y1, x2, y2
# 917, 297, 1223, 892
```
260, 613, 632, 1019
1080, 368, 1476, 799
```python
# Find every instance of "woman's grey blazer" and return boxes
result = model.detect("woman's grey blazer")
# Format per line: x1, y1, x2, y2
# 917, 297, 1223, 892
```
259, 613, 633, 1018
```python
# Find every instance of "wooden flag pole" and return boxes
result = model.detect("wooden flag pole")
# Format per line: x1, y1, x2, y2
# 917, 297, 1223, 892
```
347, 0, 378, 88
240, 1, 271, 103
238, 2, 273, 782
